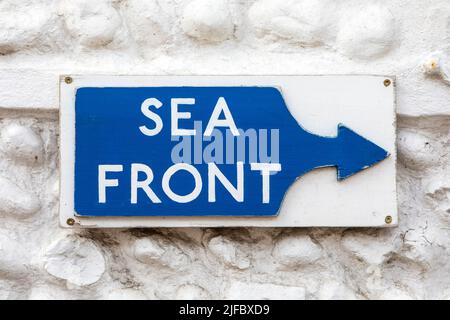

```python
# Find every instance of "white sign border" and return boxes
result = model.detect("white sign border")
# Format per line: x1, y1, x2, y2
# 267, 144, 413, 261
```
59, 75, 397, 228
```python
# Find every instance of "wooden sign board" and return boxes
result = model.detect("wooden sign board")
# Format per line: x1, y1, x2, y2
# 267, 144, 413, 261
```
59, 75, 397, 228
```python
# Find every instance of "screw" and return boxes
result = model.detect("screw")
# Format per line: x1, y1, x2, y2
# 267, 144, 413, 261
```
385, 215, 393, 224
383, 79, 391, 87
64, 76, 73, 84
66, 218, 75, 226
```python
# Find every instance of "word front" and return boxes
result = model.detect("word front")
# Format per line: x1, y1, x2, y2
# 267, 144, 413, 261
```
98, 162, 281, 204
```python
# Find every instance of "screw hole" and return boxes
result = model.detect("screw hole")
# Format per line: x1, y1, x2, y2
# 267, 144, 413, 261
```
64, 76, 73, 84
385, 215, 393, 224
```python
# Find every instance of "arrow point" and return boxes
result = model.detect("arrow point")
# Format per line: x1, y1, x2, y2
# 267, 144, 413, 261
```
336, 124, 389, 180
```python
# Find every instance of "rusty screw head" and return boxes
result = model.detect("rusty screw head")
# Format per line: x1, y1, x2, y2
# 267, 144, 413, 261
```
66, 218, 75, 226
385, 215, 393, 224
383, 79, 391, 87
64, 76, 73, 84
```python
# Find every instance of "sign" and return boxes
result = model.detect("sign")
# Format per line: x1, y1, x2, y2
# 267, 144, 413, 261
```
60, 75, 397, 228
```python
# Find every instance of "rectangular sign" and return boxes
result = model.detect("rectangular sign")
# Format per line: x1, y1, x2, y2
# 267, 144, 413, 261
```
60, 75, 397, 228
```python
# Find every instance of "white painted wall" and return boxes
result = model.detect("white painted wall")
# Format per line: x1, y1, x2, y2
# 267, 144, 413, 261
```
0, 0, 449, 299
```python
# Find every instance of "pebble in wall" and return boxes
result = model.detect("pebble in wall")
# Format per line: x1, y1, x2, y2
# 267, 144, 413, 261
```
59, 0, 122, 48
0, 3, 52, 54
336, 4, 396, 59
44, 235, 106, 286
248, 0, 337, 46
181, 0, 235, 43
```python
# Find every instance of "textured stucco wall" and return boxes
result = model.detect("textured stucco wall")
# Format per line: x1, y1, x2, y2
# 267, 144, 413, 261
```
0, 0, 449, 300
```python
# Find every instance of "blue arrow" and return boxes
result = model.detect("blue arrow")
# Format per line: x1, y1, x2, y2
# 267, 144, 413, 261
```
74, 86, 390, 217
334, 124, 389, 179
291, 123, 389, 181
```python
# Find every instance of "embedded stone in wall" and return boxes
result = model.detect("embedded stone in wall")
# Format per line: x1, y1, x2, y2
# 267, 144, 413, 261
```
133, 237, 165, 262
175, 283, 211, 299
181, 0, 234, 42
248, 0, 337, 45
400, 226, 443, 266
0, 232, 30, 277
397, 130, 438, 169
0, 3, 52, 54
336, 5, 395, 59
423, 51, 450, 85
0, 124, 44, 164
207, 236, 251, 270
225, 281, 306, 300
122, 0, 169, 49
59, 0, 122, 48
272, 234, 322, 267
133, 236, 189, 270
342, 233, 396, 265
425, 175, 450, 216
0, 176, 40, 218
44, 235, 106, 286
